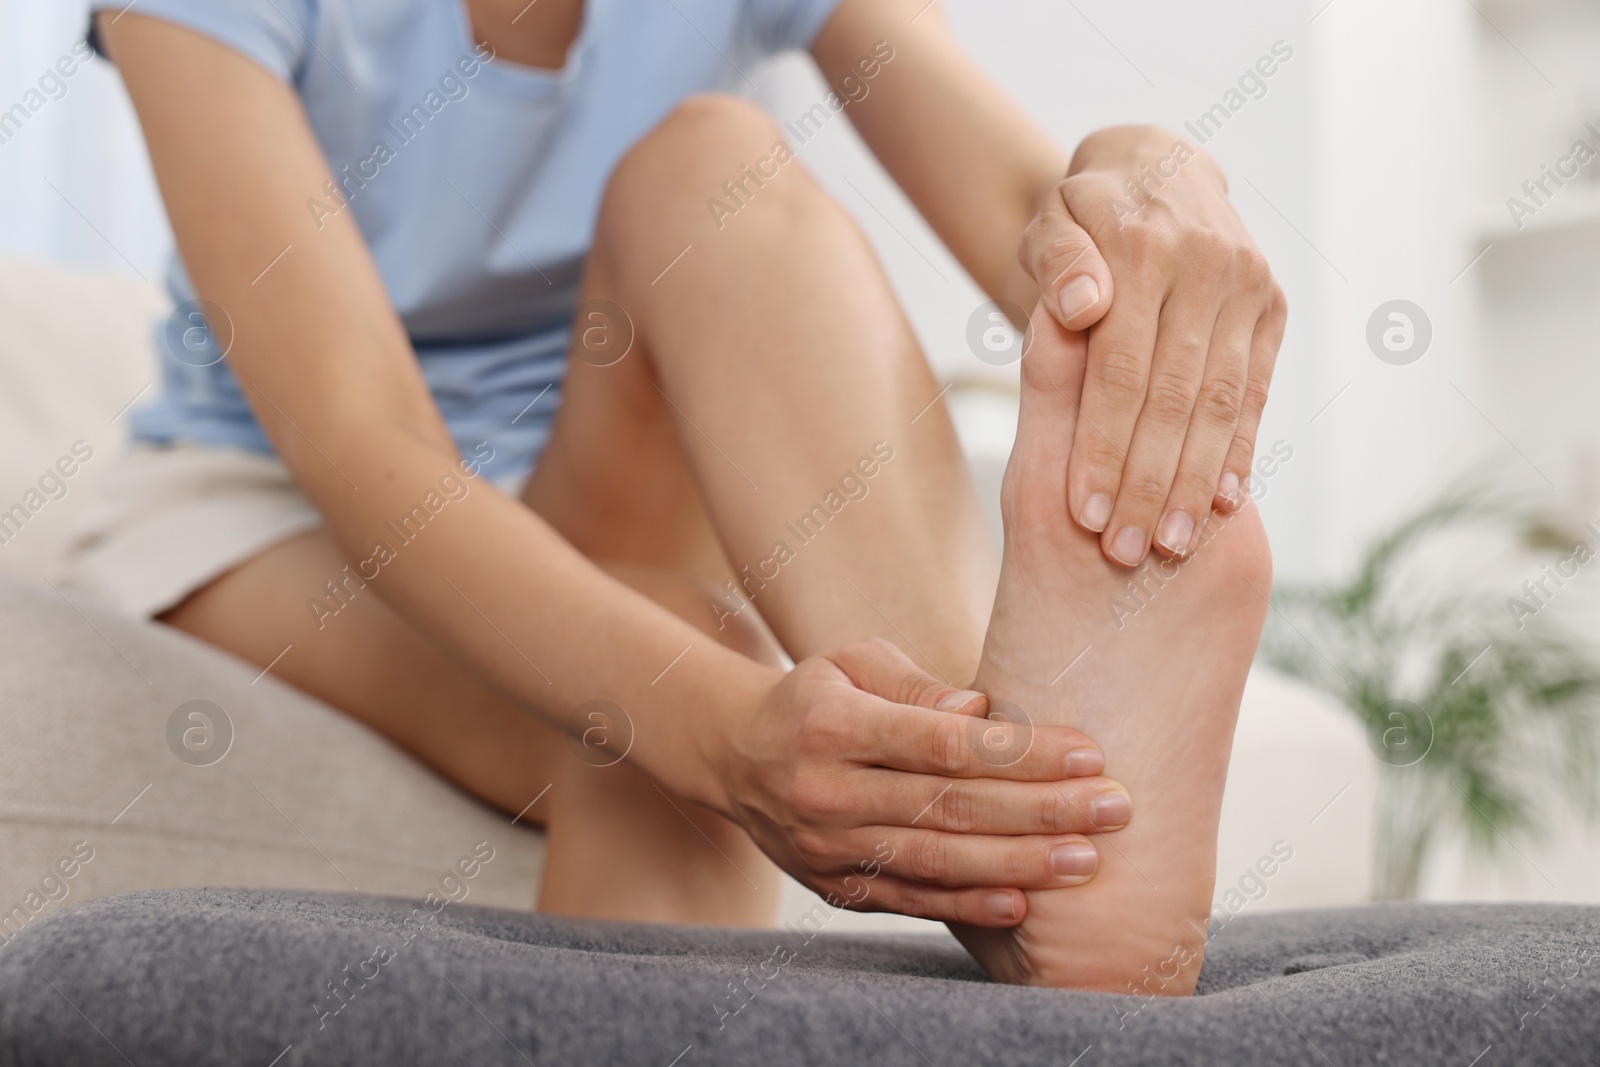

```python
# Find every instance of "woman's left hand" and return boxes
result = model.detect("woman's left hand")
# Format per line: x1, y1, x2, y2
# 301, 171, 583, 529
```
1017, 124, 1287, 567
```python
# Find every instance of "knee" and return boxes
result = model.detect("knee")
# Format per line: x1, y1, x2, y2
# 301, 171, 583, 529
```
598, 94, 815, 246
616, 94, 782, 185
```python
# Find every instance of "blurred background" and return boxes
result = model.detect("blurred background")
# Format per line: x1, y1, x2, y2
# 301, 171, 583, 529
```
3, 0, 1598, 927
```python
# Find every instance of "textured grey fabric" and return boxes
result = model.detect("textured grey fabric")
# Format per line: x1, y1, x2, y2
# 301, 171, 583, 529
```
1, 888, 1596, 1066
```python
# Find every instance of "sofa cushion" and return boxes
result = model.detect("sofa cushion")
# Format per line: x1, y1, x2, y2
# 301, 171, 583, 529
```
0, 258, 162, 584
0, 577, 545, 924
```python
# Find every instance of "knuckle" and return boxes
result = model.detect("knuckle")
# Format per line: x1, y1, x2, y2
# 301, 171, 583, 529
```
905, 833, 951, 882
1144, 375, 1198, 423
1239, 375, 1271, 418
898, 674, 942, 710
791, 827, 832, 863
1174, 466, 1222, 506
1267, 283, 1289, 321
1042, 787, 1077, 833
1237, 248, 1272, 290
805, 708, 853, 757
934, 784, 979, 833
1121, 473, 1170, 509
931, 718, 968, 775
1187, 227, 1235, 266
788, 773, 835, 823
1194, 375, 1245, 427
1041, 238, 1095, 281
892, 885, 937, 920
1123, 217, 1177, 258
1080, 433, 1128, 474
1091, 349, 1149, 400
816, 877, 860, 910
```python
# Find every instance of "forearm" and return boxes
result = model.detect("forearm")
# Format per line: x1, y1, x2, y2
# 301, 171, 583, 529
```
813, 0, 1065, 314
292, 421, 774, 814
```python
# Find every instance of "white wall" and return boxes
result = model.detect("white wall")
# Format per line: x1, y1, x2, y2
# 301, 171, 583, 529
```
0, 0, 169, 279
753, 0, 1322, 578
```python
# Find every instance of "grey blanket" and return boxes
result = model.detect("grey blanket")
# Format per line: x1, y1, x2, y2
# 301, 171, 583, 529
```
1, 888, 1595, 1066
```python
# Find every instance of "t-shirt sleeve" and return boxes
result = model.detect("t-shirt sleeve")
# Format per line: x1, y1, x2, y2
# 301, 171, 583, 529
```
741, 0, 846, 53
87, 0, 314, 84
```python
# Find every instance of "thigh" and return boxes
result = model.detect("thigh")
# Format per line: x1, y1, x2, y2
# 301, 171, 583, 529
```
162, 527, 566, 824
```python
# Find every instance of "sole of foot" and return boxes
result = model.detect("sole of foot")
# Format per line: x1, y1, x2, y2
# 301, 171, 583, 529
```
954, 310, 1271, 995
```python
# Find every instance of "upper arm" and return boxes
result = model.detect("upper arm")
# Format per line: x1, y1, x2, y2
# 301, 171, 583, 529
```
95, 12, 449, 486
809, 0, 1067, 302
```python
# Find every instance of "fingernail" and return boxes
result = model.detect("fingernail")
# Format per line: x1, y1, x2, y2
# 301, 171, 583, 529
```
1091, 790, 1132, 828
1057, 275, 1100, 322
1066, 747, 1104, 776
1108, 526, 1145, 566
1050, 840, 1099, 877
1156, 510, 1195, 556
936, 690, 983, 712
987, 891, 1019, 923
1080, 493, 1112, 532
1217, 471, 1240, 508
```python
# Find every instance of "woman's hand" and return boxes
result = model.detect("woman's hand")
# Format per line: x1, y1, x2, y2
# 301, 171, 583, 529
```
708, 638, 1132, 927
1018, 124, 1287, 567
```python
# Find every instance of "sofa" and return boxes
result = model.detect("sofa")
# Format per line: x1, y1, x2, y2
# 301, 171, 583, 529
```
22, 258, 1585, 1067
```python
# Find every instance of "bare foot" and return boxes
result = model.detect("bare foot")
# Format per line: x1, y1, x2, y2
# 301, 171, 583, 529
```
955, 311, 1271, 994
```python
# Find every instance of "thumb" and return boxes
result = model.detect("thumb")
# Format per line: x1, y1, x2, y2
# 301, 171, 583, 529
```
1022, 194, 1115, 331
830, 639, 989, 717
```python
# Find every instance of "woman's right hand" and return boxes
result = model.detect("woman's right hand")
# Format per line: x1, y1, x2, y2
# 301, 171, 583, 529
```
708, 638, 1133, 927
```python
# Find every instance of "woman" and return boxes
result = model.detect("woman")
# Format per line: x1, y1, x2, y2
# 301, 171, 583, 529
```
76, 0, 1281, 990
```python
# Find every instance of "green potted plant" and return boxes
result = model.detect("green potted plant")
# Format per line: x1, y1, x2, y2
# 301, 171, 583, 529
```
1259, 477, 1600, 899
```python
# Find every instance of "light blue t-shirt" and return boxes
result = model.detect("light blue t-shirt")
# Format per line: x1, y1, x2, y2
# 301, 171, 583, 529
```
91, 0, 841, 481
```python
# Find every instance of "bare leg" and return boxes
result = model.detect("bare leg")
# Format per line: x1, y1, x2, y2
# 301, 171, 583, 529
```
533, 562, 784, 925
532, 94, 998, 687
953, 313, 1271, 992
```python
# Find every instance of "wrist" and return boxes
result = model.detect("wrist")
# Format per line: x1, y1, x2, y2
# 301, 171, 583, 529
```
676, 655, 783, 819
1069, 124, 1225, 190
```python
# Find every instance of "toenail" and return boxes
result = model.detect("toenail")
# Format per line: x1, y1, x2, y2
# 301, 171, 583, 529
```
1157, 511, 1195, 555
987, 892, 1019, 923
1066, 747, 1104, 777
1081, 494, 1112, 532
1217, 471, 1241, 508
1050, 841, 1098, 877
1108, 526, 1145, 566
1091, 790, 1132, 828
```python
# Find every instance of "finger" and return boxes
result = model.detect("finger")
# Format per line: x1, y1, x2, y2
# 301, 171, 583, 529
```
1099, 284, 1225, 566
1151, 296, 1256, 557
821, 875, 1027, 927
830, 637, 988, 717
1020, 189, 1115, 330
1065, 257, 1165, 539
1217, 285, 1286, 511
864, 770, 1132, 835
874, 829, 1100, 889
844, 698, 1107, 780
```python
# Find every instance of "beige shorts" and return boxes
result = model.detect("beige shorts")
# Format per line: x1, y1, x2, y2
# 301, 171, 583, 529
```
57, 443, 525, 618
